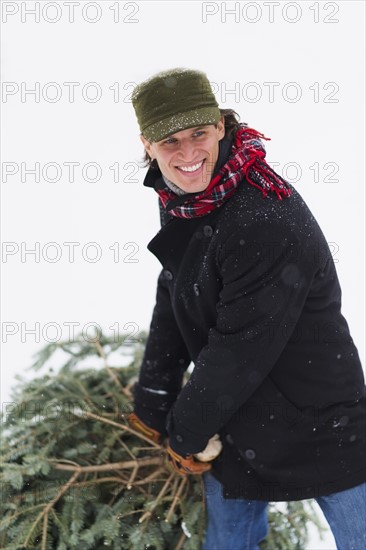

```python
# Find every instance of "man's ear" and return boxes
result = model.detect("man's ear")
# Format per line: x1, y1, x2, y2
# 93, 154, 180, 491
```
140, 134, 154, 159
217, 116, 225, 140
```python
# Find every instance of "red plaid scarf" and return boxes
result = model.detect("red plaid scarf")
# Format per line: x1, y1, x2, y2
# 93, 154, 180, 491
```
156, 124, 292, 219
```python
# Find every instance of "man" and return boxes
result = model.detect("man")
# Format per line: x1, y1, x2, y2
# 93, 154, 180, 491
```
129, 67, 366, 549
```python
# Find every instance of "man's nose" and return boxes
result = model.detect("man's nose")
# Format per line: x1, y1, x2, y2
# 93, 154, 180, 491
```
177, 139, 197, 161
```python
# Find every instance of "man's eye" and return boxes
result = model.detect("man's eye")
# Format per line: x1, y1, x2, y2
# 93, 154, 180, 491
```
163, 138, 176, 145
193, 131, 205, 137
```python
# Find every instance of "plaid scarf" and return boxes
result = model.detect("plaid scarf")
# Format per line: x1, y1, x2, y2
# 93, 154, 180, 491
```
156, 124, 292, 219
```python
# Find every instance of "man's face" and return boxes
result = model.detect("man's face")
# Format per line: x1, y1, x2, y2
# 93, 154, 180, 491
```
140, 117, 225, 194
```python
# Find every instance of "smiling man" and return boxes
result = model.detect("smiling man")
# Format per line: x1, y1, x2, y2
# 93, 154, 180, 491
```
140, 122, 225, 194
128, 68, 366, 550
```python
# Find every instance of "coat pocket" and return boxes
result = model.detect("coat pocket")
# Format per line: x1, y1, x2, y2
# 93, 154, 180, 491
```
263, 376, 306, 428
223, 376, 318, 483
229, 375, 306, 432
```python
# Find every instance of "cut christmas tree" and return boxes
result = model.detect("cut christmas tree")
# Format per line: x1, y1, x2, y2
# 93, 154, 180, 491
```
0, 331, 325, 549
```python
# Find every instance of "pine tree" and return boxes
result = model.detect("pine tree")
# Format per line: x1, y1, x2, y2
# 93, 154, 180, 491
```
0, 331, 325, 549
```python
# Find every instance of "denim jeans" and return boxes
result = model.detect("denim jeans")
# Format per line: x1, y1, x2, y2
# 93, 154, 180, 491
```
202, 472, 366, 550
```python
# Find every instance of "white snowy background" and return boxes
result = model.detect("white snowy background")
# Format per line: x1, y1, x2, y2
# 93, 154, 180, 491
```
1, 1, 365, 548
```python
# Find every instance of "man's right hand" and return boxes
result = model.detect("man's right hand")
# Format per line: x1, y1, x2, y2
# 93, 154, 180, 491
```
166, 445, 212, 475
127, 412, 163, 445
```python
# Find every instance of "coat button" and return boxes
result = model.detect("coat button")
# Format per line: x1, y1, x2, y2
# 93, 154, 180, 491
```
203, 225, 213, 237
163, 269, 173, 281
176, 434, 183, 443
244, 449, 256, 460
226, 434, 234, 445
193, 283, 200, 296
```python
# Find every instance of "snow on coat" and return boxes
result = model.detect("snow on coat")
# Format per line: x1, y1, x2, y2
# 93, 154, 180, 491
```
133, 166, 366, 501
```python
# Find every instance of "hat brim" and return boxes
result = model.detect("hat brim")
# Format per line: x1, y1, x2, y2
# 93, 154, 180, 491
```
142, 106, 221, 143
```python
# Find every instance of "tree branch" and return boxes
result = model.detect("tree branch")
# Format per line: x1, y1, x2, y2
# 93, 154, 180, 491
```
52, 455, 164, 473
23, 471, 80, 548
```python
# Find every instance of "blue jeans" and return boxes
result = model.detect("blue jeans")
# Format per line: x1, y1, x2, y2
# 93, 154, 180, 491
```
202, 472, 366, 550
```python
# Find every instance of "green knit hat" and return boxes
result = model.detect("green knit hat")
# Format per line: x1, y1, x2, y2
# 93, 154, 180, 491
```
131, 67, 221, 143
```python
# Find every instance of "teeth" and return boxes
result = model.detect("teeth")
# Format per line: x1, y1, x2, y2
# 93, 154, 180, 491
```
178, 160, 204, 172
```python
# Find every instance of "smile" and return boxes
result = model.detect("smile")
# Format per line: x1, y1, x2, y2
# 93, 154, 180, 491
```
176, 160, 205, 173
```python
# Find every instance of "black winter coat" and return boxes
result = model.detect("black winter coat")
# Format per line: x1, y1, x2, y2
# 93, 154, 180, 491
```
134, 156, 366, 501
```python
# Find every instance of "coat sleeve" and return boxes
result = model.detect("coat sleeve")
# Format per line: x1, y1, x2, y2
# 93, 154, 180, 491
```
166, 221, 321, 455
133, 200, 191, 433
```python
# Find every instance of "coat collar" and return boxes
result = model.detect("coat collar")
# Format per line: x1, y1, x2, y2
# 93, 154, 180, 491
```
147, 215, 204, 267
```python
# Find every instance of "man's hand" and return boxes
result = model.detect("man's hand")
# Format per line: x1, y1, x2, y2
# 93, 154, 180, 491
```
194, 434, 222, 462
127, 412, 163, 445
166, 445, 212, 475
